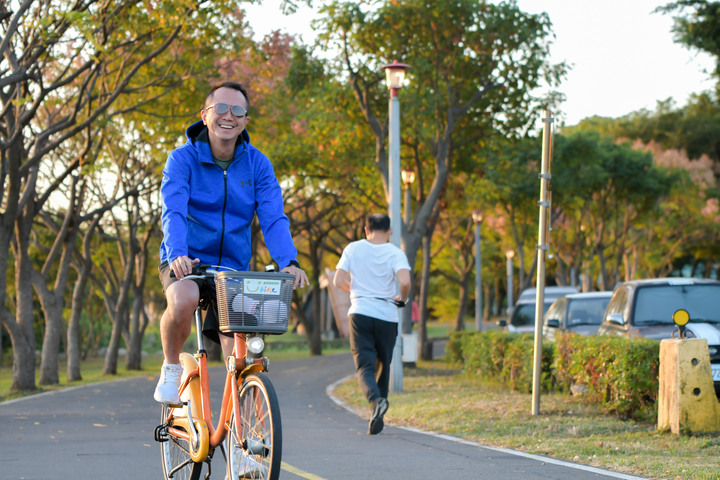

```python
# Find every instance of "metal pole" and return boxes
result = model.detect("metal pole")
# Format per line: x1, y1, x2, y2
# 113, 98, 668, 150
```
388, 91, 403, 393
404, 185, 411, 225
402, 184, 414, 338
506, 253, 514, 313
532, 109, 554, 416
475, 222, 482, 332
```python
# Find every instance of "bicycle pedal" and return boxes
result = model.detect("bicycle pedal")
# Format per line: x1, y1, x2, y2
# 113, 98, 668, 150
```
154, 424, 169, 443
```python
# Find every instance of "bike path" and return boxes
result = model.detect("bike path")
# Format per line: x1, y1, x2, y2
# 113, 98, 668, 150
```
0, 353, 648, 480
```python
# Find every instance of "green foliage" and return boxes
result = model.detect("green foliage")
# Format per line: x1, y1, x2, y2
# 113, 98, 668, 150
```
450, 330, 660, 420
445, 331, 465, 366
572, 93, 720, 164
561, 102, 720, 280
659, 1, 720, 78
463, 330, 514, 377
554, 332, 660, 420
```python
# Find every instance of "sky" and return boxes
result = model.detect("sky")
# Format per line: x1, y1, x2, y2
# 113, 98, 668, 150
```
243, 0, 716, 126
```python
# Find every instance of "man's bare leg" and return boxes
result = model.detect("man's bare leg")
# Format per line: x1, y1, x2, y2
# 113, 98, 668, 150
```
160, 280, 200, 364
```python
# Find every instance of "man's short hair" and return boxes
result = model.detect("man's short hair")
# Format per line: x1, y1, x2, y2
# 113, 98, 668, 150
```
205, 81, 249, 112
366, 213, 390, 232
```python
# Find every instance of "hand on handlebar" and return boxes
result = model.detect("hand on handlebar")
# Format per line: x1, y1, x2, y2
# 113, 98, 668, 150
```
170, 256, 201, 280
281, 264, 310, 289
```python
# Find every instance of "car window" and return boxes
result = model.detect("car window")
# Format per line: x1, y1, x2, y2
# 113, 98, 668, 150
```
634, 285, 720, 324
513, 302, 553, 327
567, 297, 611, 326
511, 304, 535, 327
545, 299, 566, 323
605, 288, 628, 321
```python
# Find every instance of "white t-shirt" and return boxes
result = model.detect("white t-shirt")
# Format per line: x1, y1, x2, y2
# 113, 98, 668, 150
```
335, 239, 411, 322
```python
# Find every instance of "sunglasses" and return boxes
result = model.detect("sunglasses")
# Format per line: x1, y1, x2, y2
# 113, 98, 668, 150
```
204, 102, 247, 117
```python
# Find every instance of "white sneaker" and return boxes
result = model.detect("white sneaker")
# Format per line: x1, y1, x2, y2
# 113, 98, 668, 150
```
153, 362, 183, 404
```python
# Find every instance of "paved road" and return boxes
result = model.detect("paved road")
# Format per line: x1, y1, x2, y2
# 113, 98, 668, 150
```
0, 353, 647, 480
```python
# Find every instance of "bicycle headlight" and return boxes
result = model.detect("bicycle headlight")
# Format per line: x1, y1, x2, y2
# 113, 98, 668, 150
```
246, 336, 265, 355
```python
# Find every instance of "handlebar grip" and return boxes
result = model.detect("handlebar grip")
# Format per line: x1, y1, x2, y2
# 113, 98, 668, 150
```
169, 263, 211, 278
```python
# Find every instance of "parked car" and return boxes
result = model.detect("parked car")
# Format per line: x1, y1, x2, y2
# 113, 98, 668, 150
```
542, 291, 613, 342
597, 277, 720, 394
499, 286, 579, 333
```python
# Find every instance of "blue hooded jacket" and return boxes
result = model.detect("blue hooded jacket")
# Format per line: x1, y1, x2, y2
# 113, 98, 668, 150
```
159, 121, 297, 271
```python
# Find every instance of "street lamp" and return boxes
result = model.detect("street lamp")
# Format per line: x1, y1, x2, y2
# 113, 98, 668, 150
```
472, 210, 483, 332
384, 60, 411, 93
383, 60, 410, 393
506, 249, 515, 313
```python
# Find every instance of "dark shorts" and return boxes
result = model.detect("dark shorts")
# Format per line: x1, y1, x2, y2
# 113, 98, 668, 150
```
158, 261, 230, 344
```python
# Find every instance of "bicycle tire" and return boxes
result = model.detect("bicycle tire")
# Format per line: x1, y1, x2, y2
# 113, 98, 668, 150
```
225, 372, 282, 480
160, 404, 203, 480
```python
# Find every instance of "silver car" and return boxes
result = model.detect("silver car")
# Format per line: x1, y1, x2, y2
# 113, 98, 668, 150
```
597, 277, 720, 394
542, 291, 613, 342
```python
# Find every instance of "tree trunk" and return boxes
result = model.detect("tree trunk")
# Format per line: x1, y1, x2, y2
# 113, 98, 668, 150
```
308, 285, 322, 355
418, 233, 432, 361
454, 278, 470, 332
126, 292, 148, 371
13, 216, 37, 391
67, 287, 84, 381
494, 277, 502, 316
37, 288, 63, 385
2, 311, 36, 391
483, 286, 492, 323
104, 313, 124, 375
67, 267, 92, 381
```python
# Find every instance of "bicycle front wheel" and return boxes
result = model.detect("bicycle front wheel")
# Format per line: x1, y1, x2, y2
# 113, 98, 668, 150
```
160, 404, 203, 480
226, 372, 282, 480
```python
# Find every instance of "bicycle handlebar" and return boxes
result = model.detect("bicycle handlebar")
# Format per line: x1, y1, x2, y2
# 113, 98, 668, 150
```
168, 263, 224, 279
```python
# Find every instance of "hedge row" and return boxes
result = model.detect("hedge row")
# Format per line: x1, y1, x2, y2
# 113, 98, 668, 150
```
446, 330, 660, 420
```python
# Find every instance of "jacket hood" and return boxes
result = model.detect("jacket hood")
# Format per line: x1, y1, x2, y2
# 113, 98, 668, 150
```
185, 120, 251, 146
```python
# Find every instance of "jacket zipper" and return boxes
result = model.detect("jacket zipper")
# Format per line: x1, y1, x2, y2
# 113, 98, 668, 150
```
217, 169, 228, 265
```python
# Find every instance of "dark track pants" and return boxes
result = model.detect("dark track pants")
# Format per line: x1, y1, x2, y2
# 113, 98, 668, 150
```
348, 313, 398, 404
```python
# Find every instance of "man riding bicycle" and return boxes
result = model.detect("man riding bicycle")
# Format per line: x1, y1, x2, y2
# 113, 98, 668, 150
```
155, 81, 309, 405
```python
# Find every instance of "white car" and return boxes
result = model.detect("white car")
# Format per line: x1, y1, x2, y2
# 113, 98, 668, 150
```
499, 286, 579, 333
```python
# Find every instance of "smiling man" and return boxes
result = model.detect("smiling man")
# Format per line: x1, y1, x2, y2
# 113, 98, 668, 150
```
155, 81, 308, 406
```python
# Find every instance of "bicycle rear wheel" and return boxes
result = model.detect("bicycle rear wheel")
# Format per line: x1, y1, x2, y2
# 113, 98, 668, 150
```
226, 373, 282, 480
160, 404, 203, 480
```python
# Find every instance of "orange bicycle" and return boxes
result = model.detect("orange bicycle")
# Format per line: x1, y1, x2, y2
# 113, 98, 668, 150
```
154, 265, 293, 480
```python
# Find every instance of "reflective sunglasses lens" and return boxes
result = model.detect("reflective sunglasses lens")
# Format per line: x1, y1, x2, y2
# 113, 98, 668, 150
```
213, 103, 230, 115
230, 105, 247, 117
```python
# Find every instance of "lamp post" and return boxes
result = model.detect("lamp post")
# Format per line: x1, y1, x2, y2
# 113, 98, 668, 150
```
401, 167, 415, 341
401, 167, 415, 226
472, 210, 483, 332
506, 249, 515, 313
383, 60, 410, 393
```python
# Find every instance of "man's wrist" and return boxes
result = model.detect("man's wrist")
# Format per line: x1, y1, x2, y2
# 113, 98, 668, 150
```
287, 260, 300, 269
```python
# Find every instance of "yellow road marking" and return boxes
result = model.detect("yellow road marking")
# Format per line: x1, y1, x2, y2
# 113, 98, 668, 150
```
281, 461, 327, 480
